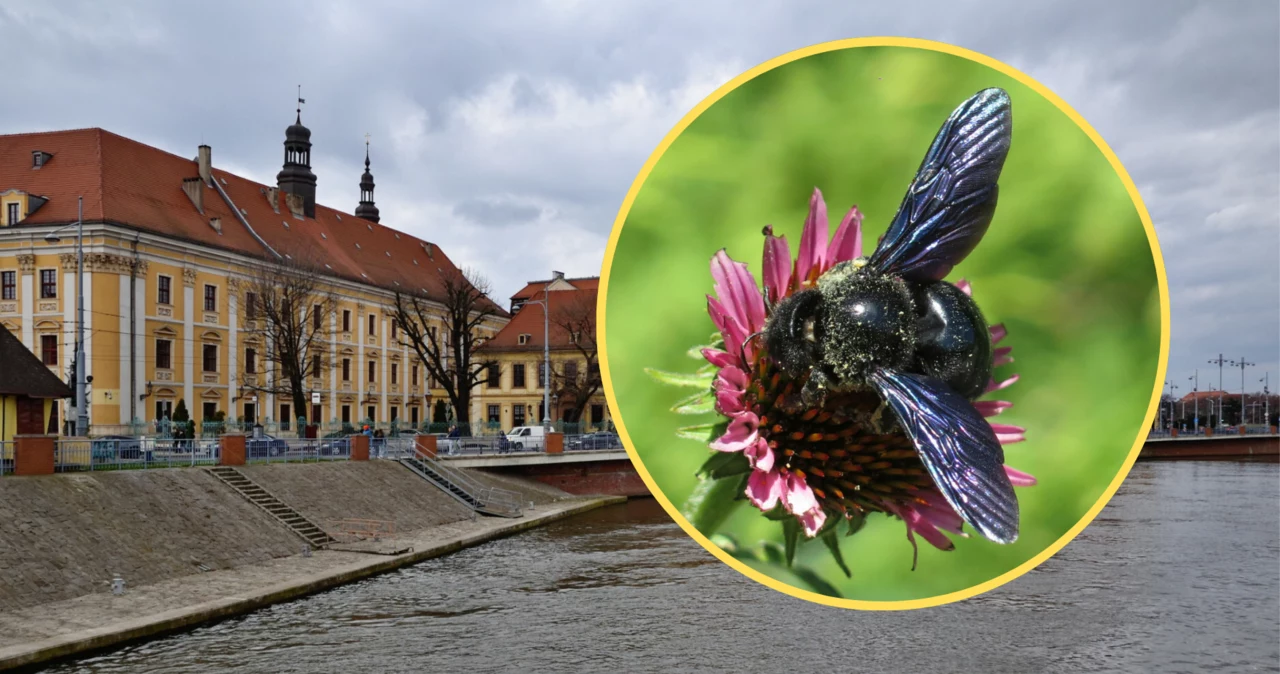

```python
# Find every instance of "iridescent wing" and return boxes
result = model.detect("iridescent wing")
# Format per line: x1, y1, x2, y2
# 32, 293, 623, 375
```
867, 88, 1012, 283
868, 367, 1019, 544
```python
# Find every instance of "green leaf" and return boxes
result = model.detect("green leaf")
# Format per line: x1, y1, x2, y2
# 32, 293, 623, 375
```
845, 508, 867, 537
645, 367, 715, 389
696, 451, 752, 479
822, 529, 853, 578
671, 390, 715, 416
790, 566, 844, 598
782, 518, 802, 567
757, 541, 786, 565
675, 422, 718, 441
763, 505, 794, 521
681, 475, 745, 536
709, 533, 739, 553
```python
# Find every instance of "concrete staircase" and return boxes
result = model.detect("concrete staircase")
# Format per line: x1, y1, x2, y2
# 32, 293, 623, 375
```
209, 466, 335, 549
399, 453, 522, 518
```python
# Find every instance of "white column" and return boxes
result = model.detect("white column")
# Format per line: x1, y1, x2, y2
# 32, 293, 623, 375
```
62, 267, 74, 377
83, 268, 93, 425
19, 270, 33, 349
228, 290, 238, 419
381, 314, 389, 422
328, 309, 337, 423
356, 306, 364, 421
182, 280, 194, 409
118, 274, 132, 423
133, 276, 146, 423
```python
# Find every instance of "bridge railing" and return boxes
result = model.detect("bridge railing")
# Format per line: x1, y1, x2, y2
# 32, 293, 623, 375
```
244, 437, 351, 464
0, 441, 11, 476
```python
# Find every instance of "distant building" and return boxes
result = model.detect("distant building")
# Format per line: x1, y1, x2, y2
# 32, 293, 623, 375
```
0, 114, 507, 434
0, 325, 73, 441
474, 274, 609, 432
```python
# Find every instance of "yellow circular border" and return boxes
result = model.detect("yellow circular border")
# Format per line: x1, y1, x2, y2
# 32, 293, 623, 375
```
597, 36, 1170, 610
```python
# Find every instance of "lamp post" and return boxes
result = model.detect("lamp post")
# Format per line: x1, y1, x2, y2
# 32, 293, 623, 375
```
44, 197, 87, 437
521, 275, 557, 432
1189, 370, 1199, 432
1228, 357, 1254, 427
1209, 354, 1227, 428
1262, 373, 1270, 428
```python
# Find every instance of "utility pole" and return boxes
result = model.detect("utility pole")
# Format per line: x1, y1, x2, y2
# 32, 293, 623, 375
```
1262, 373, 1270, 428
1167, 381, 1178, 430
1228, 357, 1254, 427
1209, 354, 1227, 428
1189, 370, 1199, 432
75, 197, 87, 436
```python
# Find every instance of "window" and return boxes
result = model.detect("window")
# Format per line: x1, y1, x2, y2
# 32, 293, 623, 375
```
390, 407, 399, 422
280, 404, 292, 428
342, 358, 351, 381
588, 363, 600, 381
312, 304, 321, 331
155, 400, 173, 421
341, 405, 351, 423
487, 405, 500, 423
204, 284, 217, 311
518, 333, 531, 345
513, 405, 526, 427
487, 363, 500, 388
367, 360, 376, 383
513, 363, 526, 388
6, 203, 18, 225
391, 363, 398, 385
592, 404, 604, 424
342, 309, 351, 332
39, 269, 56, 298
157, 275, 171, 305
243, 403, 256, 423
411, 364, 419, 386
156, 339, 172, 369
410, 406, 420, 426
368, 314, 377, 336
312, 354, 321, 378
367, 405, 376, 422
565, 360, 579, 381
202, 344, 217, 372
202, 402, 217, 421
391, 319, 398, 341
245, 292, 257, 319
245, 347, 257, 374
40, 335, 57, 365
1, 271, 15, 300
311, 404, 321, 424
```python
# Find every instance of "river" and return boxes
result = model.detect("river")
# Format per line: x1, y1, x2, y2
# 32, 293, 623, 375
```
50, 461, 1279, 673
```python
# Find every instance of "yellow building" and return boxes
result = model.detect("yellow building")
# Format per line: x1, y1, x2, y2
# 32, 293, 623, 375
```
0, 120, 507, 435
473, 274, 610, 432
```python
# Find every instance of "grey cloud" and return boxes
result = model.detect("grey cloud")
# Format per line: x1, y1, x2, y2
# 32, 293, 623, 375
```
452, 198, 544, 226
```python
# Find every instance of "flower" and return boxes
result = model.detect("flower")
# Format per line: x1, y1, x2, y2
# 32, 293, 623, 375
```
702, 187, 1034, 557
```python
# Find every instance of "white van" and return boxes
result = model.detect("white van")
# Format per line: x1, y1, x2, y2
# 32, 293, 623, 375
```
506, 426, 546, 450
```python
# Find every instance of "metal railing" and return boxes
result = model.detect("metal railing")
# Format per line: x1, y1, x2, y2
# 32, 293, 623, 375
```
1149, 425, 1279, 439
54, 437, 221, 472
427, 432, 624, 457
0, 441, 11, 477
381, 439, 522, 516
245, 437, 351, 464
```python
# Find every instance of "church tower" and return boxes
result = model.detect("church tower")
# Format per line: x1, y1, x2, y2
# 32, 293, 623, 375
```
355, 137, 380, 223
276, 97, 317, 218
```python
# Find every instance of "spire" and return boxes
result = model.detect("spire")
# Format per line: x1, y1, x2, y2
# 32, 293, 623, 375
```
277, 86, 317, 218
355, 133, 380, 223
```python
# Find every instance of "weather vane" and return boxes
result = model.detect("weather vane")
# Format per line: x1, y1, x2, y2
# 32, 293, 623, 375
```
297, 84, 305, 117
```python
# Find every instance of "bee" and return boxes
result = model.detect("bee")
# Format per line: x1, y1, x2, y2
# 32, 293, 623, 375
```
762, 88, 1019, 544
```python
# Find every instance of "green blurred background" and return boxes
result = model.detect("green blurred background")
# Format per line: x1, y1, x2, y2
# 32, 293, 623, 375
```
603, 45, 1163, 602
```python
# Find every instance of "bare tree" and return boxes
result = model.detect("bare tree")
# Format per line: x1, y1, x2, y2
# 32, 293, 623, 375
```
550, 291, 600, 424
393, 267, 499, 434
238, 250, 335, 429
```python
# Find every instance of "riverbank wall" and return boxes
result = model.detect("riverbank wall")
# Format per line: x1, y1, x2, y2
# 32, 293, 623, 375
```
0, 461, 625, 671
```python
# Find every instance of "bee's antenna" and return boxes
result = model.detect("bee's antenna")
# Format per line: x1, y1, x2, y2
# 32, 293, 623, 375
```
740, 331, 764, 365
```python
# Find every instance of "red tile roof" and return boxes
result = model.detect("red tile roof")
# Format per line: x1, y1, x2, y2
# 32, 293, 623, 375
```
1179, 390, 1230, 403
483, 281, 597, 352
0, 128, 505, 316
510, 276, 599, 300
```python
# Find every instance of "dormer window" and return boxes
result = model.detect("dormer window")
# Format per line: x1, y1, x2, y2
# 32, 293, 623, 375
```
518, 333, 531, 345
31, 151, 53, 169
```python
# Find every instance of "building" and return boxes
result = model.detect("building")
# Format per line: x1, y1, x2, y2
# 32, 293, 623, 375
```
0, 324, 73, 441
473, 274, 610, 432
0, 113, 507, 434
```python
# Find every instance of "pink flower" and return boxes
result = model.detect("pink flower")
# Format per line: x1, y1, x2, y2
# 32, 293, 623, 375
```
701, 187, 1034, 559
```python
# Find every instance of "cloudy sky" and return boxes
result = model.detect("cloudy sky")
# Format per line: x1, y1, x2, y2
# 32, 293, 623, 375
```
1, 0, 1276, 396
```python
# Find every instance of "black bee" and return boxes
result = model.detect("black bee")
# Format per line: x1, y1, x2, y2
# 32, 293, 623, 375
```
762, 88, 1019, 544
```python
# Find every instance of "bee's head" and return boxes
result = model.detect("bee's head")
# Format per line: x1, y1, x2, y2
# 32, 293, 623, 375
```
762, 288, 825, 378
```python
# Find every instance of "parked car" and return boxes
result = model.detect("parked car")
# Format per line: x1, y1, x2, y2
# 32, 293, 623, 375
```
506, 426, 546, 451
569, 432, 622, 451
91, 435, 146, 461
245, 434, 288, 457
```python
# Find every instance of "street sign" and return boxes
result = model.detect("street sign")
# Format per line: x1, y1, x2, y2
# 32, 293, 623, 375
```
311, 391, 321, 404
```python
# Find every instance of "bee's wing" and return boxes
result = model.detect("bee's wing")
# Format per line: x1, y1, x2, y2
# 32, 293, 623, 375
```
869, 366, 1019, 544
866, 88, 1012, 283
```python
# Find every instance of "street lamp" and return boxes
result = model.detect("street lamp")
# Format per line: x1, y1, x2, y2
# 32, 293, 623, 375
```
521, 273, 559, 432
1188, 370, 1200, 433
1166, 381, 1178, 430
1228, 357, 1255, 427
44, 196, 87, 437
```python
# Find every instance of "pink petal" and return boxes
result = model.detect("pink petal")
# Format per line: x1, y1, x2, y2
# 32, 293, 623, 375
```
707, 296, 747, 359
714, 389, 745, 416
711, 250, 766, 334
826, 205, 863, 268
901, 507, 956, 551
714, 366, 748, 393
910, 491, 966, 534
993, 347, 1013, 367
710, 412, 759, 452
794, 188, 829, 289
784, 472, 819, 516
955, 279, 973, 296
746, 469, 784, 511
989, 422, 1026, 444
989, 324, 1007, 345
745, 438, 774, 472
799, 508, 827, 538
761, 225, 792, 305
973, 400, 1013, 417
986, 373, 1020, 393
1004, 465, 1037, 486
701, 348, 739, 369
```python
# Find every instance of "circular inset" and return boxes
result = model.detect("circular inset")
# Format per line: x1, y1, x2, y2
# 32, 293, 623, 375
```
599, 38, 1168, 609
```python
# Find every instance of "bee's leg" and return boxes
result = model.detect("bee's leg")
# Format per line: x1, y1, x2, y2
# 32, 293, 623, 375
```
801, 369, 832, 409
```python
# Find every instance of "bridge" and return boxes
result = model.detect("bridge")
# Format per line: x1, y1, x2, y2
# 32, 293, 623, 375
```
440, 449, 647, 497
1141, 433, 1278, 461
